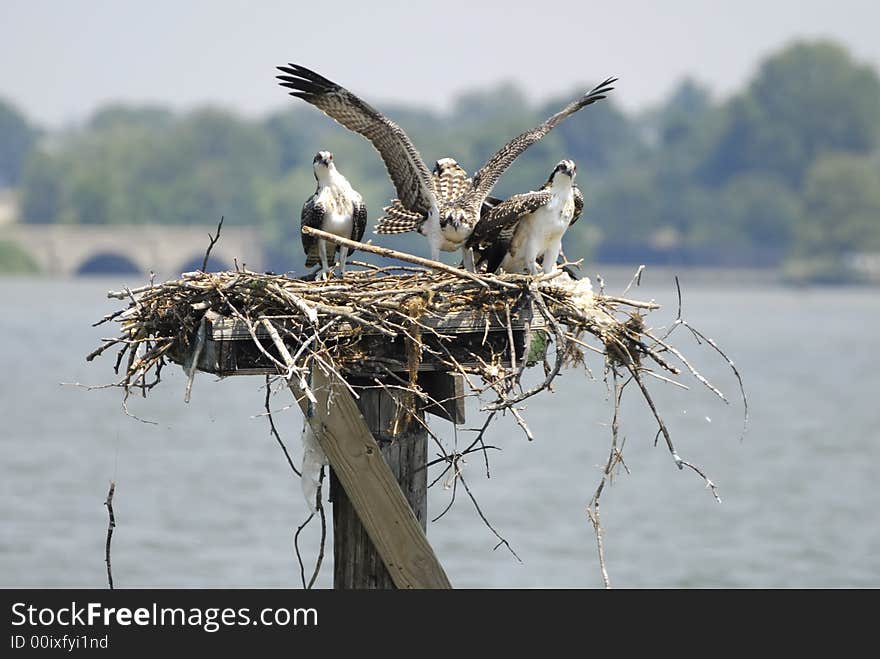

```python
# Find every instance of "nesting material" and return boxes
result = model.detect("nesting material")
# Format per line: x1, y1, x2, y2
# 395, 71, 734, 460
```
88, 265, 665, 408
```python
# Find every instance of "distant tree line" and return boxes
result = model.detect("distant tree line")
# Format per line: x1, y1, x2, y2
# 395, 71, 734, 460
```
2, 39, 879, 277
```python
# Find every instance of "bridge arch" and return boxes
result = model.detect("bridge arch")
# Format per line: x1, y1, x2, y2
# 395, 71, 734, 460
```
0, 225, 264, 277
75, 251, 142, 276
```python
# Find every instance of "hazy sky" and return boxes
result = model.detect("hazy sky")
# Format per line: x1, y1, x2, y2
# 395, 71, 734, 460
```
3, 0, 880, 126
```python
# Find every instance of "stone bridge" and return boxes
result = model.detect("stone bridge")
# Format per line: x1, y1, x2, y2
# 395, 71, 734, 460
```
0, 224, 265, 278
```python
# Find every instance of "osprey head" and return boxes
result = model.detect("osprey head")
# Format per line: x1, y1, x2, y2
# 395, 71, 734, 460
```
551, 159, 576, 181
313, 150, 334, 169
440, 206, 469, 230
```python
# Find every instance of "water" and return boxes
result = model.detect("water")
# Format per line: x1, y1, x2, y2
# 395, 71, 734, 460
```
1, 273, 878, 588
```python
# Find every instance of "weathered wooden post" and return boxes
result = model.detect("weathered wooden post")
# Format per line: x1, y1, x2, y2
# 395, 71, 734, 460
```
330, 373, 464, 588
330, 383, 427, 589
288, 367, 451, 589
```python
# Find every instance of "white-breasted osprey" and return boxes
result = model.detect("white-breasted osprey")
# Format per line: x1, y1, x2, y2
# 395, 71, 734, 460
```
468, 159, 584, 274
301, 151, 367, 277
277, 64, 614, 269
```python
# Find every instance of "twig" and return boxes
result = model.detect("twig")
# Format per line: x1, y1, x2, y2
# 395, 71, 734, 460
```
307, 468, 327, 589
104, 481, 116, 590
666, 276, 748, 438
600, 296, 660, 310
264, 375, 301, 477
621, 264, 645, 296
458, 471, 521, 562
293, 513, 315, 589
586, 376, 628, 589
201, 216, 224, 272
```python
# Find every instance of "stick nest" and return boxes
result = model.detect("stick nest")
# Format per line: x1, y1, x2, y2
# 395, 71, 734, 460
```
89, 265, 669, 409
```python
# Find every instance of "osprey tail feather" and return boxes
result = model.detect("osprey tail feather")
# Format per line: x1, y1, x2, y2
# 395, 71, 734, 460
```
375, 200, 424, 234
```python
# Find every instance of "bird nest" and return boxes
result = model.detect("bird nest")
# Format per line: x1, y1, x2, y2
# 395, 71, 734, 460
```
89, 264, 677, 420
87, 250, 745, 586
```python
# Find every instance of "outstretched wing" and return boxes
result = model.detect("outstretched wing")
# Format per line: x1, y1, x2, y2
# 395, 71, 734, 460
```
301, 196, 325, 267
469, 191, 552, 272
470, 77, 616, 201
277, 64, 436, 216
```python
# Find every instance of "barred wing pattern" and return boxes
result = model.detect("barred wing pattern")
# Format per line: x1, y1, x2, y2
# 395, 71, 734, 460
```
470, 77, 616, 201
375, 200, 423, 234
377, 160, 473, 234
301, 197, 326, 267
277, 64, 437, 217
433, 160, 472, 204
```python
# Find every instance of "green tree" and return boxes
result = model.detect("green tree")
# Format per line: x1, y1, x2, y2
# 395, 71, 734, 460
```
799, 153, 880, 255
701, 40, 880, 187
20, 151, 66, 224
0, 98, 39, 187
0, 241, 40, 273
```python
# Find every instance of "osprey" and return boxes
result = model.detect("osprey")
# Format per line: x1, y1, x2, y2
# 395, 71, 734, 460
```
277, 64, 614, 268
378, 157, 501, 267
300, 150, 367, 277
468, 159, 584, 274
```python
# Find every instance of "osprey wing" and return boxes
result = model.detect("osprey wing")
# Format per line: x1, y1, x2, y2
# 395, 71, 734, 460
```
351, 199, 368, 247
301, 196, 326, 267
571, 185, 584, 226
278, 64, 436, 217
469, 191, 552, 272
470, 77, 616, 201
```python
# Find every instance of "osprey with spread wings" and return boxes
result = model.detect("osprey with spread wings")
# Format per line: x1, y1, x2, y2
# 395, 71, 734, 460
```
277, 64, 614, 269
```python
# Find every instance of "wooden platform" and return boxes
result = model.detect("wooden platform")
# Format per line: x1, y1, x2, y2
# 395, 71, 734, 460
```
188, 303, 547, 380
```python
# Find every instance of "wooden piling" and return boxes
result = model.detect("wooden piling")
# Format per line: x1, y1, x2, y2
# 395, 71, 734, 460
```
331, 385, 428, 589
289, 368, 451, 589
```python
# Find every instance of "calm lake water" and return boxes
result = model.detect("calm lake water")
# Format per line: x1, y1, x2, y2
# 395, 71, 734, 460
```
1, 272, 878, 588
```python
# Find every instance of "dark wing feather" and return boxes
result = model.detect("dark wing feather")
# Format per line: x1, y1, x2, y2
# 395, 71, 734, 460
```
470, 77, 616, 201
301, 196, 325, 267
351, 200, 368, 247
469, 191, 553, 248
277, 64, 436, 216
571, 185, 584, 226
469, 191, 552, 272
481, 194, 504, 217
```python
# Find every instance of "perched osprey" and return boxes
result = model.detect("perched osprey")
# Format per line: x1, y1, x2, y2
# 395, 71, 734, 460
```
301, 151, 367, 277
468, 159, 584, 274
378, 157, 501, 267
277, 64, 614, 268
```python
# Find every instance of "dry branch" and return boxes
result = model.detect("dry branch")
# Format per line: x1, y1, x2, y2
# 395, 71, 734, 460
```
104, 481, 116, 590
